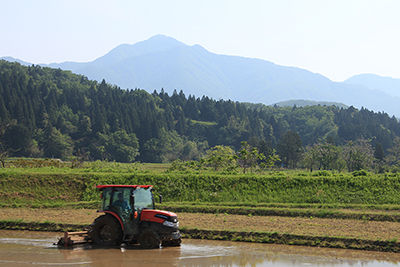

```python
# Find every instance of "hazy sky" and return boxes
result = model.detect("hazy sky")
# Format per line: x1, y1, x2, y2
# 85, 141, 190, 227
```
1, 0, 399, 82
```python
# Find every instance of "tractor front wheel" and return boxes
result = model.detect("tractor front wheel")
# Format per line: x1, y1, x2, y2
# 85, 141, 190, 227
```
162, 238, 181, 247
172, 238, 182, 246
89, 215, 122, 246
139, 230, 161, 249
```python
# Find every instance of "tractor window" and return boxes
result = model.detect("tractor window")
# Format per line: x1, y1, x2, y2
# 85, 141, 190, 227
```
134, 187, 154, 210
100, 187, 112, 211
111, 188, 132, 213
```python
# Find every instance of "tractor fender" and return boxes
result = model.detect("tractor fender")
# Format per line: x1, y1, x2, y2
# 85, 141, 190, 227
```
100, 210, 124, 231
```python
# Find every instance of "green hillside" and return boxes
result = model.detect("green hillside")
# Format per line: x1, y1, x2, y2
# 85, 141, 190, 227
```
1, 60, 400, 166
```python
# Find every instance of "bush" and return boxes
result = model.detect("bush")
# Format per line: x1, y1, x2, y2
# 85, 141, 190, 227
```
353, 169, 368, 177
313, 170, 331, 177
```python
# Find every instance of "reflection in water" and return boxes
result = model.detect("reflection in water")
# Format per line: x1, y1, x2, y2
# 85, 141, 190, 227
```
59, 245, 181, 267
180, 240, 400, 267
1, 230, 400, 266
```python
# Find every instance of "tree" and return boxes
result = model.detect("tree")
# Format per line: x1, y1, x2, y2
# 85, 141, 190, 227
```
98, 130, 140, 163
206, 145, 236, 171
43, 127, 73, 160
374, 142, 385, 161
181, 140, 208, 162
303, 141, 340, 171
374, 141, 386, 173
143, 128, 185, 163
236, 141, 265, 173
342, 138, 374, 172
317, 141, 340, 170
303, 144, 320, 171
3, 124, 33, 157
0, 123, 12, 167
78, 115, 92, 137
386, 137, 400, 166
257, 139, 274, 158
248, 137, 273, 158
277, 131, 304, 168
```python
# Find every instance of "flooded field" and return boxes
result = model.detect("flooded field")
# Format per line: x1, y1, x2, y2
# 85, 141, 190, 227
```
1, 230, 400, 266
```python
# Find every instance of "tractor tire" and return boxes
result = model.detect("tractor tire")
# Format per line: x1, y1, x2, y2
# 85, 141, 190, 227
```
172, 238, 182, 246
162, 238, 181, 247
139, 230, 161, 249
89, 215, 122, 246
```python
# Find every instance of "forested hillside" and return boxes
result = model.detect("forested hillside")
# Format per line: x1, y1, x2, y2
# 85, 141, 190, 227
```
6, 34, 400, 118
1, 60, 400, 164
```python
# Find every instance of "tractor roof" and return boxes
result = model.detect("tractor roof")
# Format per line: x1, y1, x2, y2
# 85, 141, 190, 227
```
96, 185, 153, 190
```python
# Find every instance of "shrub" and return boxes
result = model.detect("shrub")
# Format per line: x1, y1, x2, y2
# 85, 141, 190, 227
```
353, 169, 368, 177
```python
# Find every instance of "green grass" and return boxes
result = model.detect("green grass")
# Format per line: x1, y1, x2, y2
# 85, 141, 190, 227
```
2, 164, 400, 209
3, 159, 166, 173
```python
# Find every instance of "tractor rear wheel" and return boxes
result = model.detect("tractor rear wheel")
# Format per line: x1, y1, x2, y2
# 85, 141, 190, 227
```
90, 215, 122, 246
139, 230, 161, 249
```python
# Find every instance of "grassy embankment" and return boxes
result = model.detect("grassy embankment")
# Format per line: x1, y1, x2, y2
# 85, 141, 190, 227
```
2, 161, 400, 251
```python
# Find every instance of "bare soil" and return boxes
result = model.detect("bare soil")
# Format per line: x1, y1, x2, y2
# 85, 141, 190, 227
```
2, 207, 400, 241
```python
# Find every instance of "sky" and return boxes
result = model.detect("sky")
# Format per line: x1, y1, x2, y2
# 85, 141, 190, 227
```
1, 0, 400, 82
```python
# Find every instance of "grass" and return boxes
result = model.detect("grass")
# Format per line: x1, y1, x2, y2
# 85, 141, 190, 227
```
2, 163, 400, 251
3, 166, 400, 218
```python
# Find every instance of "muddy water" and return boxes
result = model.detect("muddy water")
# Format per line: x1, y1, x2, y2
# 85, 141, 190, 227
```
1, 230, 400, 267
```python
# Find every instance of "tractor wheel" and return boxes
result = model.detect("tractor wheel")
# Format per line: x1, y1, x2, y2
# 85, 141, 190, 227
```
139, 230, 161, 249
162, 238, 181, 247
172, 238, 182, 246
161, 240, 173, 247
89, 215, 122, 246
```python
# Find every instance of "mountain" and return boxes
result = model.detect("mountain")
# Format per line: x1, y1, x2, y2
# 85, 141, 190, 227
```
0, 57, 31, 66
2, 34, 400, 117
344, 74, 400, 97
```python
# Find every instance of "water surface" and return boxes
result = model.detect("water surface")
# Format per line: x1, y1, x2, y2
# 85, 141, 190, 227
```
1, 230, 400, 266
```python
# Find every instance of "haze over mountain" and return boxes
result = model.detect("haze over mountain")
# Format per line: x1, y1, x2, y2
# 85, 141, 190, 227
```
3, 34, 400, 117
344, 74, 400, 98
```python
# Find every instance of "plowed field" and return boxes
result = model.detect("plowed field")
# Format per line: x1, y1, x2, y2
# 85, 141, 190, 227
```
2, 207, 400, 241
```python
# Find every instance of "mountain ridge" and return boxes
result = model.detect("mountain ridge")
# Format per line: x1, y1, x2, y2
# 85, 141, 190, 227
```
344, 73, 400, 97
2, 34, 400, 117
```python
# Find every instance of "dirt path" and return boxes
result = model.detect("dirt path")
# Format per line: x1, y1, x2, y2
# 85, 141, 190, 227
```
1, 207, 400, 241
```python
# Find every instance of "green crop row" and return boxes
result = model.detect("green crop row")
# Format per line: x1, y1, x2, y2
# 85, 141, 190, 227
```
2, 169, 400, 206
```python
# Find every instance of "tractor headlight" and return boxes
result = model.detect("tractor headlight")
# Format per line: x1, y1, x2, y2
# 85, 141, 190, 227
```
163, 220, 178, 227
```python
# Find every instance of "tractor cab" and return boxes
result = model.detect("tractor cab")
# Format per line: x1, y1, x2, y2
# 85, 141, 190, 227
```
98, 185, 154, 236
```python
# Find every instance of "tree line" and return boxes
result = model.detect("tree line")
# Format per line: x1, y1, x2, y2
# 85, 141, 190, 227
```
1, 59, 400, 170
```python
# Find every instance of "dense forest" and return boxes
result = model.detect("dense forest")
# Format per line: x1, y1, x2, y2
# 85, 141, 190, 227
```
1, 60, 400, 166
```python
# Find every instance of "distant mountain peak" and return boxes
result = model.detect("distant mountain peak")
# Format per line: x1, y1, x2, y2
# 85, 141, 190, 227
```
91, 34, 185, 66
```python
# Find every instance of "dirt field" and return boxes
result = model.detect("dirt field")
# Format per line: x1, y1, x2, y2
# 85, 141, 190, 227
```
2, 207, 400, 241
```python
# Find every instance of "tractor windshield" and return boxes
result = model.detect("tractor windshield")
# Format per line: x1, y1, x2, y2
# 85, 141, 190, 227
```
134, 187, 155, 210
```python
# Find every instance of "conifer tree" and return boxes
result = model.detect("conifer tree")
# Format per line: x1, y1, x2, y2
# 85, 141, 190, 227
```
374, 142, 385, 161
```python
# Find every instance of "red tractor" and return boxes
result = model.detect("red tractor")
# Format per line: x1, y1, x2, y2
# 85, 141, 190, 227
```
58, 185, 181, 249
